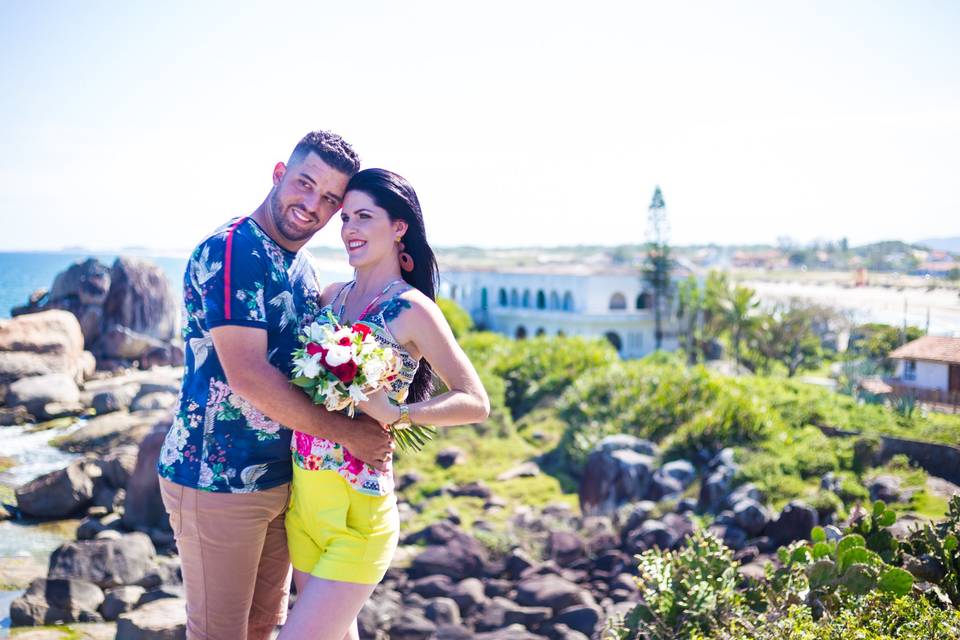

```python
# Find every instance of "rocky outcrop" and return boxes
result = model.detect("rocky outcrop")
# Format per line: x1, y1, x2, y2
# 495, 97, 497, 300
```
122, 423, 173, 534
115, 597, 187, 640
0, 310, 90, 385
9, 577, 105, 625
15, 460, 95, 519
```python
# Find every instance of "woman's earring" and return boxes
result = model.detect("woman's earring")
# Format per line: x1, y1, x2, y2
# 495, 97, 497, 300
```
398, 241, 415, 273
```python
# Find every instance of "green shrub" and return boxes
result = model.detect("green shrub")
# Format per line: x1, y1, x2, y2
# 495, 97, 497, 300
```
437, 296, 474, 339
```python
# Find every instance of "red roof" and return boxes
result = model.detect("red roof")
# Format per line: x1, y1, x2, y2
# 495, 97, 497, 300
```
889, 336, 960, 365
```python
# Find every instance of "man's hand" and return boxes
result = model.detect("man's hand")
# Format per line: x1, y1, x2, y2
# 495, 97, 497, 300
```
339, 414, 395, 470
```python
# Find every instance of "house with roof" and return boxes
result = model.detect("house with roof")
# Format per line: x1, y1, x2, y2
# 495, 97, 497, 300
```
889, 336, 960, 394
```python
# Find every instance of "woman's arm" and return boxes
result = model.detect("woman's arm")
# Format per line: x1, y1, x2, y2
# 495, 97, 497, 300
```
360, 291, 490, 427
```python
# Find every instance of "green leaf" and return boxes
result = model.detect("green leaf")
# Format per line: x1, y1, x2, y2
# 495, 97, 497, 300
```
873, 500, 886, 517
839, 547, 882, 573
878, 510, 896, 527
291, 376, 315, 388
811, 526, 826, 543
878, 567, 913, 597
837, 534, 866, 557
945, 535, 958, 553
790, 546, 811, 564
812, 542, 833, 560
841, 564, 877, 595
806, 559, 836, 589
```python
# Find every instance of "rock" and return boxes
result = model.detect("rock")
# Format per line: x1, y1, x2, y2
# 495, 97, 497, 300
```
547, 531, 586, 567
496, 461, 541, 481
99, 445, 139, 489
0, 405, 32, 425
698, 466, 736, 513
91, 386, 138, 415
115, 597, 186, 640
449, 481, 492, 499
9, 577, 104, 626
436, 446, 466, 468
625, 519, 674, 553
543, 623, 590, 640
594, 435, 658, 457
646, 470, 684, 500
135, 556, 183, 589
738, 561, 767, 583
101, 585, 146, 621
424, 597, 461, 626
904, 553, 947, 583
620, 500, 656, 533
553, 604, 602, 637
579, 446, 655, 517
410, 574, 455, 598
764, 501, 819, 546
397, 470, 422, 491
408, 525, 488, 581
724, 483, 765, 510
5, 373, 80, 416
0, 310, 87, 385
476, 624, 547, 639
15, 460, 94, 518
48, 532, 156, 588
450, 577, 487, 614
53, 409, 169, 454
660, 459, 696, 487
435, 624, 474, 639
130, 391, 178, 413
708, 448, 737, 469
515, 574, 594, 612
733, 498, 772, 536
708, 523, 748, 550
122, 423, 171, 533
389, 610, 437, 640
868, 475, 906, 503
506, 548, 536, 579
503, 603, 553, 626
137, 585, 185, 606
100, 258, 179, 345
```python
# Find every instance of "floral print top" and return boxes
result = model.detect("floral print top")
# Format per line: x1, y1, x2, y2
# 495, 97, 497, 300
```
292, 283, 419, 496
157, 216, 324, 493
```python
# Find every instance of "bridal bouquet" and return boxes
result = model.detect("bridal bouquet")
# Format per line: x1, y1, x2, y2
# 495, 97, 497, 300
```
290, 314, 436, 452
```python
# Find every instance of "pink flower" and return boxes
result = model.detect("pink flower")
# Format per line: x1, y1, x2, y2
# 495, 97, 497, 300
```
342, 447, 366, 475
295, 431, 314, 458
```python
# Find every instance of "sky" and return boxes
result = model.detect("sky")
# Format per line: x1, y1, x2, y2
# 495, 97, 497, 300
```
1, 1, 958, 252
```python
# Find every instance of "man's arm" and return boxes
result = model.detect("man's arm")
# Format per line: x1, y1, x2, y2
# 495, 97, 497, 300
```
210, 324, 394, 471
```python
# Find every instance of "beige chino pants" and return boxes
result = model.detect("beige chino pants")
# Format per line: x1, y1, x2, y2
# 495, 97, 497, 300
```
159, 477, 292, 640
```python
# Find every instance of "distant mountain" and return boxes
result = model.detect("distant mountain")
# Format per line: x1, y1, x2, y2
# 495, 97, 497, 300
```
917, 237, 960, 253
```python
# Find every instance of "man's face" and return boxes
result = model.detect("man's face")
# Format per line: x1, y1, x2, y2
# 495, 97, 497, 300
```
269, 152, 350, 246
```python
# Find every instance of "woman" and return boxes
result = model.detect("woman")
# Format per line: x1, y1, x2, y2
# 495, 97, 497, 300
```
279, 168, 490, 640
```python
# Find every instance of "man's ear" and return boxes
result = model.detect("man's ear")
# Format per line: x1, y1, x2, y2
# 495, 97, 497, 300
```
273, 162, 287, 185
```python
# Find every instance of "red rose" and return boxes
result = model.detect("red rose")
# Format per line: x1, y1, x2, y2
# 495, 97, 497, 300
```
328, 359, 358, 384
338, 336, 352, 346
306, 342, 325, 357
352, 323, 372, 339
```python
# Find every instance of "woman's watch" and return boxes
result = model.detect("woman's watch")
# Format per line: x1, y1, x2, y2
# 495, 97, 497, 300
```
392, 403, 411, 428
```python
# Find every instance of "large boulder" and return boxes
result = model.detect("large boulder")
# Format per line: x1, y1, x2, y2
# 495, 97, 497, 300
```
5, 373, 80, 417
0, 310, 87, 384
733, 498, 772, 537
116, 597, 187, 640
579, 445, 655, 517
9, 577, 105, 626
15, 460, 94, 519
53, 409, 169, 454
48, 532, 157, 588
123, 423, 174, 533
764, 501, 819, 546
100, 258, 179, 345
515, 574, 594, 613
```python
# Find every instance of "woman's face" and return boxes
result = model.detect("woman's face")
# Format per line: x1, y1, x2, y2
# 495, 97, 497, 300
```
340, 190, 406, 269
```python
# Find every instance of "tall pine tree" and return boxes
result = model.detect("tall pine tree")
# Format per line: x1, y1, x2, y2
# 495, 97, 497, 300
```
644, 185, 671, 350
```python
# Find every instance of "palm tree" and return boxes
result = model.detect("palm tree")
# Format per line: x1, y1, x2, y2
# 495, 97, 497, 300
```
719, 284, 760, 369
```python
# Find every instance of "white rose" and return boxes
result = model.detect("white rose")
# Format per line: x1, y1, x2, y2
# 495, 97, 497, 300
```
362, 359, 386, 383
296, 355, 321, 379
306, 322, 328, 343
333, 326, 353, 343
324, 343, 354, 367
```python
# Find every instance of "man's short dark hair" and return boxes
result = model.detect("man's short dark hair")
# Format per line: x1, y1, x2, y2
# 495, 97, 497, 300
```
289, 130, 360, 176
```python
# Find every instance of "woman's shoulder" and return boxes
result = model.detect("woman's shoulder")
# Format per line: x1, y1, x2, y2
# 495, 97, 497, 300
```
383, 287, 442, 325
319, 281, 351, 307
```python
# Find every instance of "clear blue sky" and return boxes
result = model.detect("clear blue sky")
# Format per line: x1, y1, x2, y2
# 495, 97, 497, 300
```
1, 1, 958, 251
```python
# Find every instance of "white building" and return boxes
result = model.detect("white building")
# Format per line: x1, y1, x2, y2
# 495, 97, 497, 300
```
889, 336, 960, 393
441, 266, 681, 359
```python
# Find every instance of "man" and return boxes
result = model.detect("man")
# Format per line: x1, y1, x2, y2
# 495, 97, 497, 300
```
157, 130, 394, 640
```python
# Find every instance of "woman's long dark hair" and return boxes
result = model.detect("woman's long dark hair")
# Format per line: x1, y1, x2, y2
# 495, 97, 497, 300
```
345, 168, 439, 403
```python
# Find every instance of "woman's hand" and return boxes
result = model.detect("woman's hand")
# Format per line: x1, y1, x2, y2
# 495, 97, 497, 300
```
357, 388, 401, 426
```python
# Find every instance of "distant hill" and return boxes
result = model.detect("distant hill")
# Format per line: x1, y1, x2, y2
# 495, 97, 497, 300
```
917, 237, 960, 253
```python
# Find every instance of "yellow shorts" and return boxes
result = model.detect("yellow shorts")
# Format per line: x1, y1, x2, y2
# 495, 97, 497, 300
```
286, 465, 399, 585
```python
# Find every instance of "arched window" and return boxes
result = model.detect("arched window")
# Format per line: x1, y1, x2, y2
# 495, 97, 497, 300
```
498, 288, 508, 307
522, 290, 531, 308
549, 291, 560, 309
510, 289, 519, 307
536, 290, 546, 309
604, 331, 623, 352
480, 288, 488, 310
535, 327, 546, 336
636, 292, 651, 310
609, 292, 627, 310
562, 291, 574, 311
515, 325, 528, 339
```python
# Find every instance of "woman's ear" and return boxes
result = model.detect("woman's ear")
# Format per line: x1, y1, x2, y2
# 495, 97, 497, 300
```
394, 219, 410, 238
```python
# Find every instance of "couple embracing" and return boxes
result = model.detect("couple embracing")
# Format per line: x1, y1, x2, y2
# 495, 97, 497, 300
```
156, 130, 490, 639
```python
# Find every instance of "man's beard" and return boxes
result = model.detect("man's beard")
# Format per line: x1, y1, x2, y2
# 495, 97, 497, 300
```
269, 188, 314, 242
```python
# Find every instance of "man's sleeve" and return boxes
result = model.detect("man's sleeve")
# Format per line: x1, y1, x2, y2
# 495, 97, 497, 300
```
196, 224, 269, 329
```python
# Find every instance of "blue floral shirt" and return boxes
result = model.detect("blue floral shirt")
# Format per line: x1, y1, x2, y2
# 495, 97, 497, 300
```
158, 217, 324, 492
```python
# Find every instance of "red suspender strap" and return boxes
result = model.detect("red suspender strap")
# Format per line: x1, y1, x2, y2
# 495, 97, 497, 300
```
223, 217, 247, 321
